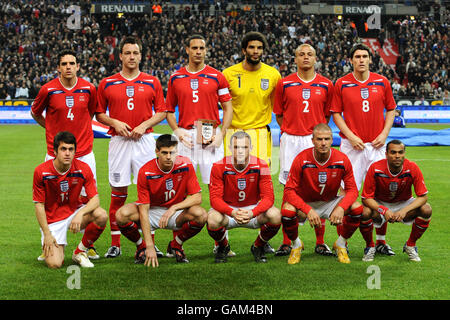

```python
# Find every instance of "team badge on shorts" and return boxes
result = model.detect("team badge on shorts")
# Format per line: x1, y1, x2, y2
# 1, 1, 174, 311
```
302, 88, 311, 100
60, 180, 69, 193
190, 79, 199, 90
360, 87, 369, 100
318, 172, 327, 183
260, 79, 269, 91
166, 178, 174, 191
65, 96, 74, 108
126, 86, 135, 97
237, 178, 246, 190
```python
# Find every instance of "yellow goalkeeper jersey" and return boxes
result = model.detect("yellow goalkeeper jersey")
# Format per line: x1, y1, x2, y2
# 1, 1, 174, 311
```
223, 62, 281, 129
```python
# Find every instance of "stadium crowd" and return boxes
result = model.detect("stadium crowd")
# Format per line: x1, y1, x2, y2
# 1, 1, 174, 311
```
0, 0, 448, 101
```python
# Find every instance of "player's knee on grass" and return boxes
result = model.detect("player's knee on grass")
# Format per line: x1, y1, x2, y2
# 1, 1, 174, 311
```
45, 246, 64, 269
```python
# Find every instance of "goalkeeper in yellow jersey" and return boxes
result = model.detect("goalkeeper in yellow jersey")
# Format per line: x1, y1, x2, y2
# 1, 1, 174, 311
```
222, 31, 281, 255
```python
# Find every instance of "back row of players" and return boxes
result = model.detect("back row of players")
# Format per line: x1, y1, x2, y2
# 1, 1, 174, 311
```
31, 33, 432, 268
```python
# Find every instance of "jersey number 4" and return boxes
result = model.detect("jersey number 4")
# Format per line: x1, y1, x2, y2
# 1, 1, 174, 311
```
67, 108, 74, 121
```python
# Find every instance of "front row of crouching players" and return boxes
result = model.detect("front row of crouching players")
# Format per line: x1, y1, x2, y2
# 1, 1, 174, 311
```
35, 131, 431, 268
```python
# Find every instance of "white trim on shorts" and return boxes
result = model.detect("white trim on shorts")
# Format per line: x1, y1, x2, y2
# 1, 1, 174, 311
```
372, 198, 416, 228
40, 205, 85, 246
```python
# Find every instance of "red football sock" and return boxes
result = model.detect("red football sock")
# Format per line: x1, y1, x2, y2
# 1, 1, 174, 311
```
172, 221, 204, 249
314, 219, 326, 245
407, 217, 430, 247
359, 219, 375, 247
282, 228, 291, 245
281, 208, 299, 241
119, 221, 145, 250
109, 191, 127, 247
375, 221, 388, 245
340, 206, 363, 240
208, 226, 228, 247
74, 222, 105, 255
254, 222, 281, 247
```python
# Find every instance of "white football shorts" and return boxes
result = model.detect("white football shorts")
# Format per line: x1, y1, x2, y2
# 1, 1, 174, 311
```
40, 205, 85, 246
340, 138, 385, 191
298, 196, 344, 225
148, 206, 184, 231
279, 133, 313, 185
177, 127, 224, 185
372, 198, 416, 227
108, 133, 156, 187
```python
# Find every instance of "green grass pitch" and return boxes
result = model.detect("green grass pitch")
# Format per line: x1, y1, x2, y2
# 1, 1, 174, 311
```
0, 124, 449, 300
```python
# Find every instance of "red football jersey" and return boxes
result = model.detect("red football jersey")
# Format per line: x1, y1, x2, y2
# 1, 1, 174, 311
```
31, 77, 97, 157
330, 72, 396, 143
136, 156, 201, 208
33, 159, 98, 224
96, 72, 166, 136
283, 147, 358, 214
209, 156, 274, 216
362, 158, 428, 203
273, 73, 334, 136
166, 65, 232, 129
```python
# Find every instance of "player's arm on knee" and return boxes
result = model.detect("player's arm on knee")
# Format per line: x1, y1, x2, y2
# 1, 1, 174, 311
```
396, 195, 429, 222
35, 202, 59, 258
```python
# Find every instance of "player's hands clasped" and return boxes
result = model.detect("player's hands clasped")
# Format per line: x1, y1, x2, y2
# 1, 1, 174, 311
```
232, 209, 252, 225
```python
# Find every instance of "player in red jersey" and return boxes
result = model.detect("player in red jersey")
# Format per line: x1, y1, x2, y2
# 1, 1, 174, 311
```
360, 140, 432, 262
31, 50, 100, 260
166, 34, 233, 185
207, 131, 281, 263
115, 134, 207, 266
330, 43, 397, 256
281, 124, 369, 264
273, 44, 335, 257
96, 36, 167, 258
31, 50, 97, 162
33, 132, 107, 268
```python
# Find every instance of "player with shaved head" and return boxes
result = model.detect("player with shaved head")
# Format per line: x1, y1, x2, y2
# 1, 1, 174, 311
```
273, 44, 335, 257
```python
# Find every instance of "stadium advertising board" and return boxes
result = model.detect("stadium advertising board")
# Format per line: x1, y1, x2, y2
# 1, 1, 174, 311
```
1, 99, 449, 124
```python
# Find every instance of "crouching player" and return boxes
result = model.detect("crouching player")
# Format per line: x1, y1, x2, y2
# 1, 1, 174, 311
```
281, 124, 368, 264
115, 134, 207, 267
207, 131, 281, 263
33, 131, 107, 268
361, 139, 432, 262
